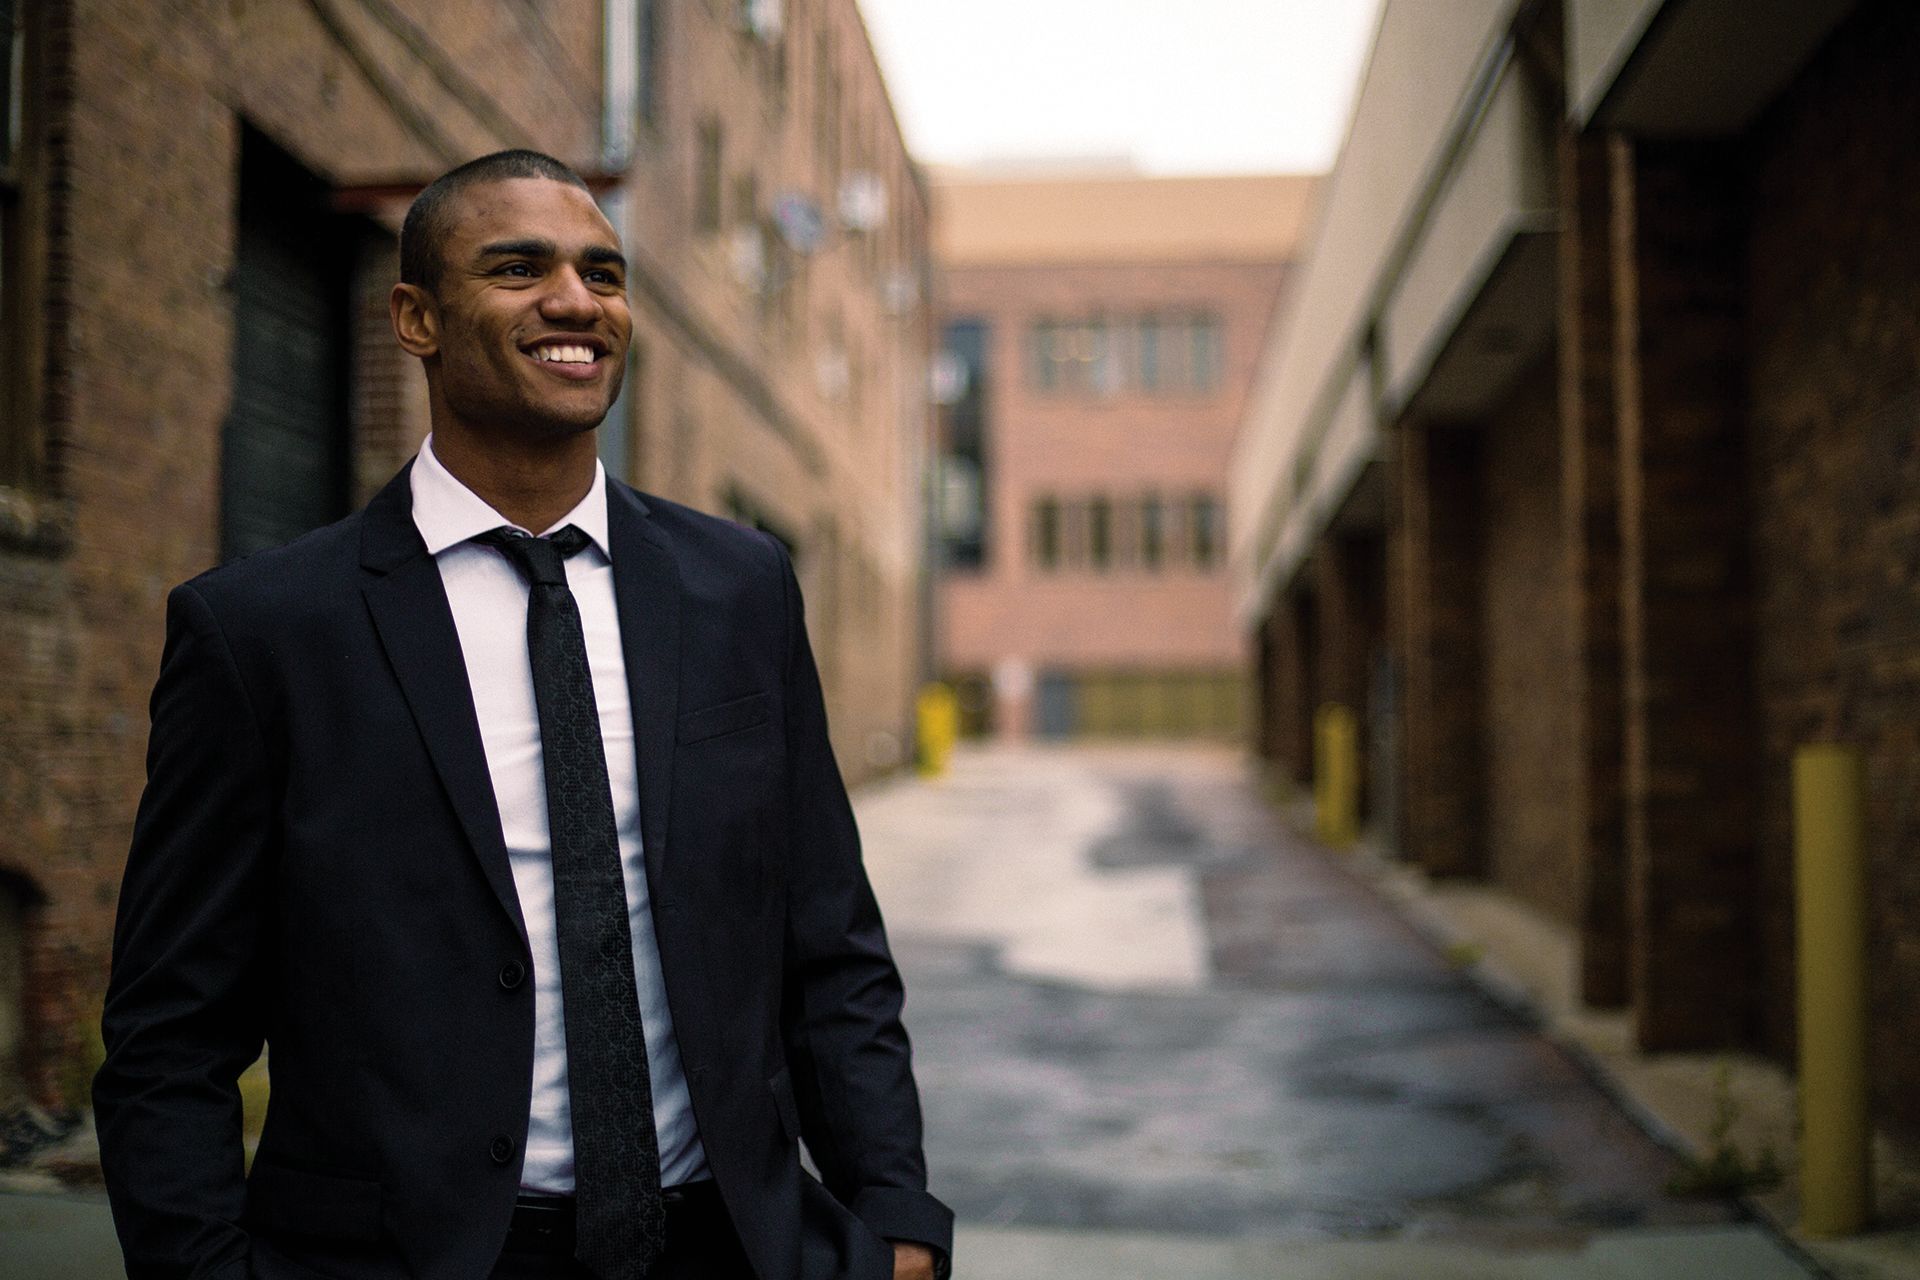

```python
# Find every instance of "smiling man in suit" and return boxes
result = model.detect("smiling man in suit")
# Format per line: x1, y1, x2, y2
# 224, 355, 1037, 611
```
93, 150, 951, 1280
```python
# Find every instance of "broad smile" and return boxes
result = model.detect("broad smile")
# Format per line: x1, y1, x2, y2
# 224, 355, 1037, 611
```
521, 337, 609, 382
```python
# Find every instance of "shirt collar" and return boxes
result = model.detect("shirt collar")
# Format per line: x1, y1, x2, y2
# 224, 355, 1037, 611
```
410, 433, 611, 560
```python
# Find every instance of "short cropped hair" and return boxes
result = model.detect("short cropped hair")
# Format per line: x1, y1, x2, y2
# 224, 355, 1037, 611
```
399, 150, 591, 291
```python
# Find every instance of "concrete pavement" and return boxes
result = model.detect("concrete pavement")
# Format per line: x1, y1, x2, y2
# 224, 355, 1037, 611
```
859, 744, 1823, 1277
1, 743, 1827, 1278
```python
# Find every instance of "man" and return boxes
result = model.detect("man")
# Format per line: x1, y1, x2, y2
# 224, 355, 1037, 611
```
94, 150, 951, 1280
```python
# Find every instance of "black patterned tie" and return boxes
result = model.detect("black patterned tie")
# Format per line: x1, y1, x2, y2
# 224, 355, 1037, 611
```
477, 525, 665, 1279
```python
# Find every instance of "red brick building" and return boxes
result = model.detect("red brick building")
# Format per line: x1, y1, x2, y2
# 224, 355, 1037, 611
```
0, 0, 928, 1107
1235, 0, 1920, 1147
934, 172, 1312, 738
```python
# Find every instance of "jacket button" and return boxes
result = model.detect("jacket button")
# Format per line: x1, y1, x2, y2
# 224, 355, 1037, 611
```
498, 960, 526, 990
490, 1134, 516, 1165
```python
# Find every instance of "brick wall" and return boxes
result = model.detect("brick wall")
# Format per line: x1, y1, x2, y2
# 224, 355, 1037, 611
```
1612, 136, 1762, 1052
0, 0, 932, 1099
1388, 419, 1485, 878
618, 0, 931, 782
0, 0, 602, 1102
1744, 0, 1920, 1138
1556, 129, 1629, 1007
1285, 586, 1319, 785
1479, 356, 1578, 924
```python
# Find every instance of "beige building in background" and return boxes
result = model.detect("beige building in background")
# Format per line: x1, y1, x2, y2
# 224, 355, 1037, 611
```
933, 171, 1312, 738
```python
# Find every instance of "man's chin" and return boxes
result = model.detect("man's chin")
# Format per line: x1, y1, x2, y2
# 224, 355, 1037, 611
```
518, 395, 617, 440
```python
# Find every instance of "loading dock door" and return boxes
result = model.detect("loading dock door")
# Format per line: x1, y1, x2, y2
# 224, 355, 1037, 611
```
221, 130, 352, 561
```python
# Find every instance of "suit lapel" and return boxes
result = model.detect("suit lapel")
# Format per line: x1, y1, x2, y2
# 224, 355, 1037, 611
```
359, 466, 527, 942
608, 481, 681, 890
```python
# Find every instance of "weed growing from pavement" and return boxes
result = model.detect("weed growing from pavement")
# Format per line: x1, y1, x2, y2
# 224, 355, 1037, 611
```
1665, 1061, 1783, 1199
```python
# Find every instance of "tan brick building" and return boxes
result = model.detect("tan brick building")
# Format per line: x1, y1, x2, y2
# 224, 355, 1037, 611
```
1235, 0, 1920, 1147
0, 0, 928, 1106
933, 172, 1312, 738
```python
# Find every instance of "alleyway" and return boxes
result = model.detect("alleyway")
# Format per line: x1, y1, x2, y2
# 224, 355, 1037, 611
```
858, 745, 1818, 1278
0, 745, 1828, 1278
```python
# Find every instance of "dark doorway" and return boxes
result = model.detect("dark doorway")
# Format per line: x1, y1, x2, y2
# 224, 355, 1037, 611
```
221, 128, 355, 561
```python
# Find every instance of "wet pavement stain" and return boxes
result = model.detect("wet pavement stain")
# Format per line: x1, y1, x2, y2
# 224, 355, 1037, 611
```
881, 749, 1747, 1247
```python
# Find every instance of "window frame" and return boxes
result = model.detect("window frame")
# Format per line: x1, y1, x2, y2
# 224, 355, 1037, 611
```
694, 117, 725, 233
1, 0, 48, 496
636, 0, 664, 130
1030, 495, 1061, 571
1190, 493, 1222, 570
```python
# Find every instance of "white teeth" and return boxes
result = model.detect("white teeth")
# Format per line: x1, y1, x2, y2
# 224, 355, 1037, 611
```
533, 344, 595, 364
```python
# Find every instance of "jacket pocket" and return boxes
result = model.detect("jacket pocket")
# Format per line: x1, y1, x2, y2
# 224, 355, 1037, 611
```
245, 1157, 384, 1243
769, 1066, 804, 1141
677, 691, 770, 745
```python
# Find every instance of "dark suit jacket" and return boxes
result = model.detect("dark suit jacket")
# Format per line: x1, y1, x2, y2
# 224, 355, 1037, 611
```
94, 465, 952, 1280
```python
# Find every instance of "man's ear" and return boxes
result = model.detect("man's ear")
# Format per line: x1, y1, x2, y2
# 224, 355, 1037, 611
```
391, 283, 440, 358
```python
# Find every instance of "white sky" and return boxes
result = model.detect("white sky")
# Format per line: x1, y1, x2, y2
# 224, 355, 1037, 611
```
855, 0, 1386, 176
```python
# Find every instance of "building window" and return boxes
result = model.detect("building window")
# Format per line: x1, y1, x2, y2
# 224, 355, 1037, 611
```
813, 33, 839, 189
1028, 321, 1058, 391
637, 0, 664, 128
1140, 494, 1164, 570
1026, 311, 1222, 397
731, 171, 758, 232
1087, 496, 1112, 569
1190, 493, 1222, 569
1, 0, 41, 488
1191, 314, 1223, 392
1031, 496, 1060, 571
1029, 318, 1120, 395
1135, 317, 1160, 392
695, 118, 724, 233
938, 320, 990, 570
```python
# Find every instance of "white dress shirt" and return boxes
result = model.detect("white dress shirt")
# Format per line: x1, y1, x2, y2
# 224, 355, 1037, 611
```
410, 435, 708, 1193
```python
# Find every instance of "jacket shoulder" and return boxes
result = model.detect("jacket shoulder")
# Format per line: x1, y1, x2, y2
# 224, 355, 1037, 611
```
174, 511, 366, 621
618, 481, 787, 586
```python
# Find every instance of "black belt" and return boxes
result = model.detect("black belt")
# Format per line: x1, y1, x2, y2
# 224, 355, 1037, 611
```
507, 1181, 723, 1254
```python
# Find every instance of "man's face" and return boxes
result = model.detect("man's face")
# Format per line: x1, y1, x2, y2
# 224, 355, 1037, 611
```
408, 177, 631, 440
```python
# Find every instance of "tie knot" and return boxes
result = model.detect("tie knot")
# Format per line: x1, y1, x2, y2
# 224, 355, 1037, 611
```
476, 525, 590, 586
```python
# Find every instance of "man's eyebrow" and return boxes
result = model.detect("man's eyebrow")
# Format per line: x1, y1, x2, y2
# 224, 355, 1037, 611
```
475, 238, 556, 260
584, 246, 627, 270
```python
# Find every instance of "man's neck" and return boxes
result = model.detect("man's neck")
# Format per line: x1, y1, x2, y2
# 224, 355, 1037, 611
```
430, 424, 599, 534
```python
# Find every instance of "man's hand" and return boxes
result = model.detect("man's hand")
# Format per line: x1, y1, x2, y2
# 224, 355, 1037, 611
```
892, 1240, 938, 1280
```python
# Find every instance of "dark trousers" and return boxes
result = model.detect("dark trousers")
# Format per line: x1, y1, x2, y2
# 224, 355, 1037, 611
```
489, 1184, 754, 1280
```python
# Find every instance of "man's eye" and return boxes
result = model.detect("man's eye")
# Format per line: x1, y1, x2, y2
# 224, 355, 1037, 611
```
500, 263, 536, 278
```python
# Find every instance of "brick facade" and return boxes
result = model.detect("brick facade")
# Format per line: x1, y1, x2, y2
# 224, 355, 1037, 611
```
1479, 357, 1578, 925
605, 0, 931, 784
0, 0, 607, 1106
1556, 129, 1629, 1008
1743, 0, 1920, 1134
1253, 585, 1317, 785
1613, 137, 1763, 1051
1388, 420, 1485, 878
1249, 0, 1920, 1149
0, 0, 928, 1104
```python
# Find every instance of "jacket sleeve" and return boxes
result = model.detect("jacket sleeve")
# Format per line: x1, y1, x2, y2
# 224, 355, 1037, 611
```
765, 534, 955, 1267
94, 581, 274, 1280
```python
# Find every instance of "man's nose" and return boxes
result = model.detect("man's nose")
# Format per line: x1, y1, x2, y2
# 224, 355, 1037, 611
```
538, 266, 599, 321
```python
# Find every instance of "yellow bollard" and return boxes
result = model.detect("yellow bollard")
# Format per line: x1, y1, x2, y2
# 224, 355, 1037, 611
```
1793, 743, 1872, 1237
915, 683, 958, 778
1314, 703, 1359, 849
